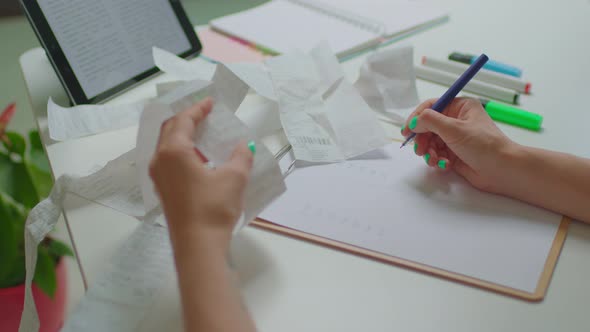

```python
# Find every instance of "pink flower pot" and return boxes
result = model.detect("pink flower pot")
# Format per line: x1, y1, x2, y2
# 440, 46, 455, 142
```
0, 258, 67, 332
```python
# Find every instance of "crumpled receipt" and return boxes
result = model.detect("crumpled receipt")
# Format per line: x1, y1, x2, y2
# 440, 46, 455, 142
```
47, 99, 146, 141
136, 79, 286, 229
48, 45, 418, 144
267, 43, 389, 162
154, 47, 276, 102
155, 43, 419, 162
60, 221, 175, 332
46, 48, 216, 142
354, 45, 420, 125
21, 81, 286, 331
19, 150, 144, 332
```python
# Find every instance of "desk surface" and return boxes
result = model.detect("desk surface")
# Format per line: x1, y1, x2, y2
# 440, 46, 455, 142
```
19, 0, 590, 331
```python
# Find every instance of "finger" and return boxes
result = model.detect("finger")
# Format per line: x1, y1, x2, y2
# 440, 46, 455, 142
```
413, 133, 432, 156
432, 136, 449, 153
407, 109, 461, 143
217, 141, 255, 185
402, 97, 481, 136
421, 145, 456, 172
402, 99, 437, 136
157, 98, 214, 148
423, 147, 439, 167
181, 97, 213, 126
435, 157, 451, 172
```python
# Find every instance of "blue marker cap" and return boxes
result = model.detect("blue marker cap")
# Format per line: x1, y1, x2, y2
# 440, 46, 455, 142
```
449, 52, 522, 78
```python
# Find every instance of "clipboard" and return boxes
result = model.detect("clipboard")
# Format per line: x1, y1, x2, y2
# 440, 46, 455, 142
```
252, 141, 570, 302
251, 217, 569, 302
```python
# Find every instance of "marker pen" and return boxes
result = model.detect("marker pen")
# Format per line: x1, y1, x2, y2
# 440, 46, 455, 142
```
422, 56, 531, 94
480, 99, 542, 131
449, 52, 522, 78
415, 65, 520, 105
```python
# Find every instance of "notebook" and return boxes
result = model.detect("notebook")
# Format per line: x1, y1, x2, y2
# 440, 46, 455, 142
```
257, 144, 568, 300
197, 27, 269, 63
210, 0, 448, 58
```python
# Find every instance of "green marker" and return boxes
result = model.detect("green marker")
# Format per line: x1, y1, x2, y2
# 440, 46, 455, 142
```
480, 99, 543, 131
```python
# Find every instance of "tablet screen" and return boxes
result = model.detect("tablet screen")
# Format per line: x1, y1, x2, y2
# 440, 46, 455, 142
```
37, 0, 193, 100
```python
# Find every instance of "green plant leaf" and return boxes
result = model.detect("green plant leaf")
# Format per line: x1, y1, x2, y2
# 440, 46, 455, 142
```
2, 131, 26, 156
47, 239, 74, 260
34, 246, 57, 298
0, 192, 28, 287
25, 130, 53, 199
0, 193, 18, 284
27, 131, 50, 173
0, 257, 25, 289
28, 131, 43, 151
0, 152, 40, 208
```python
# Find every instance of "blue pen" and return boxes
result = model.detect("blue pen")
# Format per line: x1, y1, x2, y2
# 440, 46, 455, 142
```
449, 52, 521, 78
401, 54, 489, 148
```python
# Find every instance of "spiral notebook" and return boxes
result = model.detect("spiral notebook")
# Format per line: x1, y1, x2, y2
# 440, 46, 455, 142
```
210, 0, 448, 58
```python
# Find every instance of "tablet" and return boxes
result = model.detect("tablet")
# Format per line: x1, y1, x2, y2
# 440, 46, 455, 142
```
21, 0, 202, 105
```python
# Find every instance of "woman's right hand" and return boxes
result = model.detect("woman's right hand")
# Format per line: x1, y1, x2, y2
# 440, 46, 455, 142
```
149, 98, 254, 255
401, 97, 520, 194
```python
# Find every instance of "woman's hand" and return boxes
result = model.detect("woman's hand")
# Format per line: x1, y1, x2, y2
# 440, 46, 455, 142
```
402, 97, 590, 223
150, 98, 259, 332
401, 97, 518, 193
149, 97, 254, 254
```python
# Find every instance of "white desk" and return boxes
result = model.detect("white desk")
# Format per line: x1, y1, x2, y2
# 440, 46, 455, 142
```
19, 0, 590, 331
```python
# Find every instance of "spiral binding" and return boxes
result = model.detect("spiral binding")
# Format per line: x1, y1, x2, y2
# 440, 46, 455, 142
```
288, 0, 387, 37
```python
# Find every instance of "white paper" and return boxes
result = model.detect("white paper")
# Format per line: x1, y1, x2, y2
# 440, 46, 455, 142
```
47, 98, 145, 141
154, 43, 421, 137
325, 79, 393, 159
61, 222, 175, 332
155, 48, 277, 103
157, 81, 283, 139
223, 63, 276, 101
19, 180, 66, 332
235, 94, 282, 138
19, 150, 145, 332
136, 80, 286, 229
155, 81, 185, 96
153, 47, 276, 100
267, 43, 388, 162
260, 144, 562, 293
209, 64, 251, 111
354, 45, 420, 125
153, 46, 216, 81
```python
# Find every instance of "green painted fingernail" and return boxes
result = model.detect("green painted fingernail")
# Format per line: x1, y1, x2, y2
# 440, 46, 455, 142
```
413, 143, 418, 153
438, 160, 447, 169
248, 140, 257, 155
409, 116, 418, 130
424, 153, 431, 164
401, 125, 406, 134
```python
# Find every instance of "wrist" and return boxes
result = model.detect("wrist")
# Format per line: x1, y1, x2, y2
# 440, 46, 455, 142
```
168, 219, 231, 257
490, 142, 531, 196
